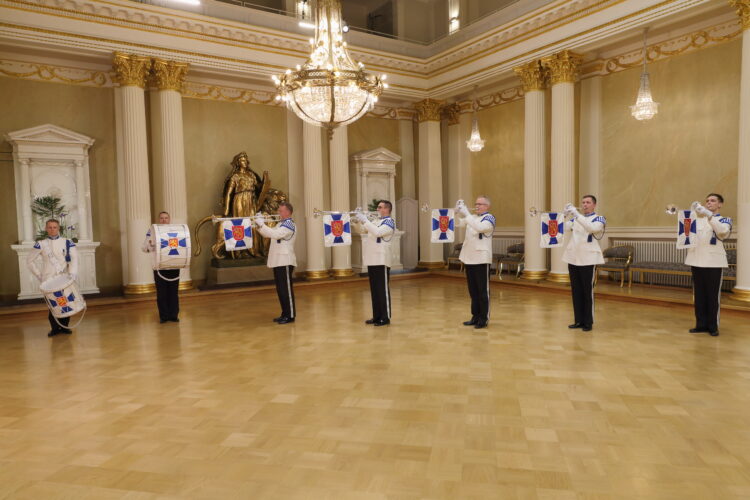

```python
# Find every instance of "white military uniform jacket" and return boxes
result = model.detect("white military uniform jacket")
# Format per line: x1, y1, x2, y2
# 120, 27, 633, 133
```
257, 218, 297, 268
361, 216, 395, 268
685, 213, 732, 268
562, 213, 606, 266
142, 228, 156, 253
458, 212, 495, 265
26, 236, 79, 282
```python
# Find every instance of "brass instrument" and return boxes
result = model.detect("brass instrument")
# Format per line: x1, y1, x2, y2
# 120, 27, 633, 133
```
313, 208, 380, 222
665, 201, 700, 215
528, 204, 583, 218
212, 214, 283, 224
420, 201, 478, 213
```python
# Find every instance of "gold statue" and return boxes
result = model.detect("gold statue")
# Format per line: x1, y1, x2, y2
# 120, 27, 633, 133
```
194, 152, 288, 260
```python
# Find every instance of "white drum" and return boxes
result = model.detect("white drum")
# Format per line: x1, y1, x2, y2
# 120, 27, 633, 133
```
150, 224, 192, 270
40, 274, 86, 318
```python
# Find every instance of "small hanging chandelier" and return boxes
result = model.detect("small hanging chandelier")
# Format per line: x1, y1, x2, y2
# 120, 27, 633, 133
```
630, 28, 659, 121
466, 86, 485, 152
273, 0, 387, 131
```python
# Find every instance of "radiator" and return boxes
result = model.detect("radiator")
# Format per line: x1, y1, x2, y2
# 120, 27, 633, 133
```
492, 236, 523, 255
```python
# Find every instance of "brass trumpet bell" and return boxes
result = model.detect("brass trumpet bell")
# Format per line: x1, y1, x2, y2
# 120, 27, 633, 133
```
665, 204, 677, 215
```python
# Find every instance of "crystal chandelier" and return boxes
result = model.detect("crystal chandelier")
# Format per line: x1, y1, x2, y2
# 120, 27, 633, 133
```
466, 87, 485, 152
273, 0, 387, 130
630, 28, 659, 121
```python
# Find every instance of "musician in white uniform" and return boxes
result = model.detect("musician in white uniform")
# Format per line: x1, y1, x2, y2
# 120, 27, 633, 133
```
254, 201, 297, 324
26, 219, 79, 337
562, 195, 606, 332
686, 193, 732, 337
142, 211, 180, 323
457, 196, 495, 329
356, 200, 395, 327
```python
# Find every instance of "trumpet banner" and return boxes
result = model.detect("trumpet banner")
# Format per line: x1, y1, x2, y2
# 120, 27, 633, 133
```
323, 213, 351, 247
222, 218, 253, 251
676, 210, 697, 249
431, 209, 455, 243
540, 212, 565, 248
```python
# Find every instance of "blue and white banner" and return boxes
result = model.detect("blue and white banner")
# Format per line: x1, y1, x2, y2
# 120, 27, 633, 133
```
676, 210, 697, 249
540, 212, 565, 248
323, 213, 351, 247
222, 218, 253, 251
431, 208, 455, 243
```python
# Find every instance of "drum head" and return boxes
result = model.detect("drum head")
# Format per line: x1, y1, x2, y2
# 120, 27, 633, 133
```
40, 274, 73, 293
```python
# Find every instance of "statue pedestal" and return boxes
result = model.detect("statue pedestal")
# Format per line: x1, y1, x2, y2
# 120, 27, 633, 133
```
205, 258, 274, 287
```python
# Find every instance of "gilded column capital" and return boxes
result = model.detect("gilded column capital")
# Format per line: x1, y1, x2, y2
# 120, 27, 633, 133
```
414, 99, 444, 122
541, 50, 583, 85
730, 0, 750, 30
152, 58, 189, 92
442, 103, 461, 125
113, 52, 151, 88
514, 60, 548, 92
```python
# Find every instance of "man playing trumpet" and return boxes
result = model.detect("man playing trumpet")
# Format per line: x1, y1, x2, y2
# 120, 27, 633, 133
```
356, 200, 395, 326
253, 202, 297, 324
685, 193, 732, 337
456, 196, 495, 329
562, 195, 606, 332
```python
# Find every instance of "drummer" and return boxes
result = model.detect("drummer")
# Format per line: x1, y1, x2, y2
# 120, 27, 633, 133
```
142, 211, 181, 323
26, 219, 79, 337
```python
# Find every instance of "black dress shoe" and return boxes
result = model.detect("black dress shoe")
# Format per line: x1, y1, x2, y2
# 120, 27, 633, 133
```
60, 328, 73, 334
709, 329, 719, 337
365, 319, 375, 325
160, 319, 168, 324
47, 330, 59, 337
463, 319, 478, 326
474, 322, 488, 329
689, 328, 708, 334
373, 319, 390, 326
568, 323, 583, 329
273, 316, 284, 323
581, 325, 592, 332
277, 317, 295, 324
170, 318, 179, 323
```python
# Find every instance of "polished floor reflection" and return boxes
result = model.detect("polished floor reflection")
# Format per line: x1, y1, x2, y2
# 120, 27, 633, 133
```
1, 276, 749, 499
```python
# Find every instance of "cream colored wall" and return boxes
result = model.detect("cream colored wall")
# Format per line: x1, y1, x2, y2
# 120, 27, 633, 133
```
347, 117, 402, 201
470, 99, 525, 226
600, 40, 741, 226
0, 77, 120, 301
182, 98, 288, 283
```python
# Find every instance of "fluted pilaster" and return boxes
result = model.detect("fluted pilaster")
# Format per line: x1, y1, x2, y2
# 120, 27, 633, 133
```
303, 122, 328, 279
416, 99, 444, 267
398, 118, 416, 199
114, 52, 154, 293
734, 4, 750, 300
515, 60, 548, 279
329, 126, 353, 277
151, 58, 192, 289
543, 51, 581, 283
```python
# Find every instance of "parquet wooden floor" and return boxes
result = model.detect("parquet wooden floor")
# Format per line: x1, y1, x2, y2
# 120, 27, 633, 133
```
1, 276, 749, 499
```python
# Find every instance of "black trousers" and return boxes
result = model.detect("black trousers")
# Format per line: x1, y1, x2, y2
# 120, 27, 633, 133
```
465, 263, 490, 324
154, 269, 180, 321
48, 311, 70, 332
568, 264, 596, 327
367, 265, 391, 321
273, 265, 296, 319
691, 266, 723, 331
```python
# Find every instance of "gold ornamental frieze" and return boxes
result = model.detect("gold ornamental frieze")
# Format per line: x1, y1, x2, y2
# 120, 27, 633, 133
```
152, 59, 189, 92
113, 52, 151, 88
730, 0, 750, 30
414, 99, 444, 122
442, 103, 461, 126
541, 50, 583, 85
514, 60, 548, 92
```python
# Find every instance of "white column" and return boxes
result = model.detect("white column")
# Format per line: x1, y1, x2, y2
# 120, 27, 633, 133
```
74, 160, 91, 241
329, 126, 353, 277
543, 51, 582, 283
286, 110, 306, 271
446, 105, 472, 249
734, 1, 750, 301
515, 60, 548, 280
19, 159, 33, 243
303, 122, 328, 279
151, 59, 192, 289
113, 53, 155, 294
415, 99, 445, 268
398, 117, 416, 199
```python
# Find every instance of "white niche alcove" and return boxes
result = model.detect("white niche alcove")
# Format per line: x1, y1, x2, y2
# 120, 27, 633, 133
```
350, 147, 404, 273
7, 124, 100, 300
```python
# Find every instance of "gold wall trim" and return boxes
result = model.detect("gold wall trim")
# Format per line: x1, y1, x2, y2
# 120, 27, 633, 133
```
0, 58, 113, 87
729, 0, 750, 31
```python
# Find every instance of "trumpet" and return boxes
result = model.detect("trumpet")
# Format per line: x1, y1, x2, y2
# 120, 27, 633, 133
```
212, 214, 283, 224
528, 204, 583, 218
420, 201, 479, 213
665, 201, 700, 215
313, 208, 379, 220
